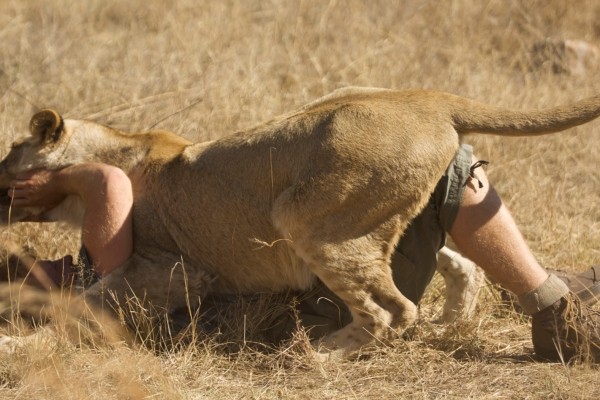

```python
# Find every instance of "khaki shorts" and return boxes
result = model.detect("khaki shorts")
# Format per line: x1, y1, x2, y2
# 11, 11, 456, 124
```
264, 144, 474, 341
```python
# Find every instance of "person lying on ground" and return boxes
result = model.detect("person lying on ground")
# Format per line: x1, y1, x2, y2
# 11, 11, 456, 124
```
4, 147, 600, 362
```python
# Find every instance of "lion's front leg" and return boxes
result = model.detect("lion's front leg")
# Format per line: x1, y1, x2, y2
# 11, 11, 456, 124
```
83, 254, 215, 336
0, 282, 127, 354
0, 253, 215, 353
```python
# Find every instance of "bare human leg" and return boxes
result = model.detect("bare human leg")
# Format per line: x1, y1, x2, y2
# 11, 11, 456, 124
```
448, 155, 549, 296
449, 155, 600, 362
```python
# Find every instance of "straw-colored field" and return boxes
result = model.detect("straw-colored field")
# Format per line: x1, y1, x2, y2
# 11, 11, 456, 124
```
0, 0, 599, 398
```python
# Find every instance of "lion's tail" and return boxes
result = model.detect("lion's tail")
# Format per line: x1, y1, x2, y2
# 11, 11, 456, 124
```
449, 94, 600, 136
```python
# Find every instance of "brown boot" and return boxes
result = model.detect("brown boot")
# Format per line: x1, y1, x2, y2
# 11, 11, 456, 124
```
531, 292, 600, 362
548, 266, 600, 305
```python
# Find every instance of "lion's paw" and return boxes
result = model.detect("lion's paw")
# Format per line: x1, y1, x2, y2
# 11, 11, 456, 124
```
0, 335, 23, 354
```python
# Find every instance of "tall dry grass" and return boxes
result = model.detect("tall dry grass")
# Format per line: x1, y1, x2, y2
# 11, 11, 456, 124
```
0, 0, 599, 398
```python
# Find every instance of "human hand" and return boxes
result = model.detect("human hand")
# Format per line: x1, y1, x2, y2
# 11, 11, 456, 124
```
8, 169, 66, 210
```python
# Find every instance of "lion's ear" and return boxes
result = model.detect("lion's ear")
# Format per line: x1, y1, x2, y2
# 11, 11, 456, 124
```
29, 109, 64, 143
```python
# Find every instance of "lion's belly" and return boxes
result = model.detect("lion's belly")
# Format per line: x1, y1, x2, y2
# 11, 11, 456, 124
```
206, 244, 316, 294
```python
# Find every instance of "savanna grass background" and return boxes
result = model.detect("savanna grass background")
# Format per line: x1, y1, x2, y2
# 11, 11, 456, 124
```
0, 0, 599, 398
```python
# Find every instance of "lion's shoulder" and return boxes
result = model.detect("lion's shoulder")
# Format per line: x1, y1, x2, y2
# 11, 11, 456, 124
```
136, 130, 192, 162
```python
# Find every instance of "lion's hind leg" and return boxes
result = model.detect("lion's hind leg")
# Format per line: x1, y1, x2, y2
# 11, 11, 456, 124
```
436, 245, 484, 323
271, 170, 430, 357
290, 221, 418, 358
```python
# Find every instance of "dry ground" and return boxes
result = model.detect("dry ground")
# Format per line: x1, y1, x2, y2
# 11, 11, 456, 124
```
0, 0, 599, 398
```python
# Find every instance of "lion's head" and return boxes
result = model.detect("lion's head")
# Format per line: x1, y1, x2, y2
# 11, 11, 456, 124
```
0, 110, 73, 223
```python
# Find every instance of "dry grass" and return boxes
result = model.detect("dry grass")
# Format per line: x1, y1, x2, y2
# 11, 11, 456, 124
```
0, 0, 600, 398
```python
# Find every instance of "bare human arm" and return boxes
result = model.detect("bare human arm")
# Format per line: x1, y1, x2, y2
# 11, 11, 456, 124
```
9, 163, 133, 277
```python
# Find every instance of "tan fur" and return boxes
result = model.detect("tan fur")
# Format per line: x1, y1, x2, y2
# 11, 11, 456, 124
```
0, 87, 599, 356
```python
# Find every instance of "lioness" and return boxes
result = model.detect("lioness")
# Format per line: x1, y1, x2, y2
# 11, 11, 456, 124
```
1, 87, 599, 356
